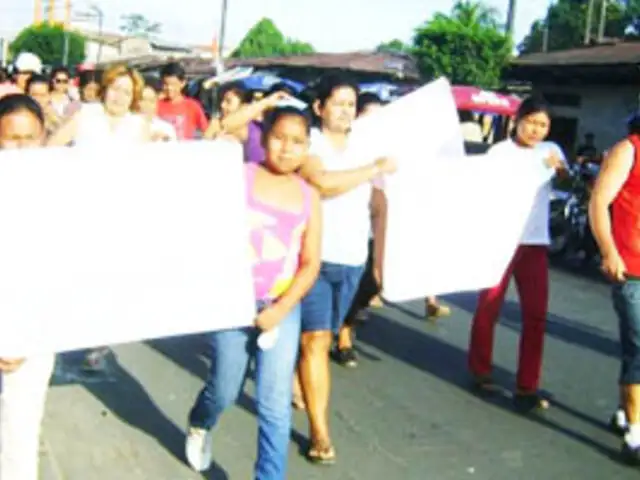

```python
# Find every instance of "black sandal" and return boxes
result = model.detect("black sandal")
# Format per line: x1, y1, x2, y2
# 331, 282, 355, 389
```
307, 444, 336, 465
513, 392, 550, 413
472, 375, 500, 395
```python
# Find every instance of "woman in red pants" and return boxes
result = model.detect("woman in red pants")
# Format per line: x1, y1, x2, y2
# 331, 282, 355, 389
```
468, 95, 566, 413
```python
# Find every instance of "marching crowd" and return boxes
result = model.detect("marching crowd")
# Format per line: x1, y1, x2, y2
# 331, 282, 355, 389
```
0, 49, 639, 480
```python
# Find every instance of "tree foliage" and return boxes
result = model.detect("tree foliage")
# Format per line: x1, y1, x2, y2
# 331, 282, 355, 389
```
412, 1, 511, 88
10, 23, 86, 67
376, 39, 410, 54
519, 0, 640, 54
231, 18, 314, 58
120, 13, 162, 38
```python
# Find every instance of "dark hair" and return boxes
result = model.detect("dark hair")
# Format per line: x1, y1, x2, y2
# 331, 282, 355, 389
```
160, 62, 186, 81
357, 92, 385, 115
78, 69, 102, 88
313, 73, 359, 107
0, 94, 45, 127
50, 66, 70, 79
143, 75, 162, 93
26, 74, 49, 92
262, 106, 312, 140
217, 81, 252, 107
628, 112, 640, 135
515, 94, 551, 123
0, 67, 8, 83
266, 81, 299, 99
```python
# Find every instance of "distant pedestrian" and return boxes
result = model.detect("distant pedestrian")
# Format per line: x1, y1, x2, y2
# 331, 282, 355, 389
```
157, 62, 208, 140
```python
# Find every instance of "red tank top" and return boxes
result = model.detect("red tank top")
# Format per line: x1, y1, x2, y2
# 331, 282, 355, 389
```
612, 134, 640, 276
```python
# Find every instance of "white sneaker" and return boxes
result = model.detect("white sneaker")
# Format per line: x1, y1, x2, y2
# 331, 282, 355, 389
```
185, 426, 213, 472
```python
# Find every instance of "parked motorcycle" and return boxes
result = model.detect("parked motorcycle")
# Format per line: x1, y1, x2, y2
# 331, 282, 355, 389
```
549, 162, 600, 265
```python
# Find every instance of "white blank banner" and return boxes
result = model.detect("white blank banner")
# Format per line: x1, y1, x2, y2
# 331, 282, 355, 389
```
350, 77, 552, 302
0, 141, 256, 357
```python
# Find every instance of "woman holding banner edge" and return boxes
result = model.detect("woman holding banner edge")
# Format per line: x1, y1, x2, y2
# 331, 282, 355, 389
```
468, 95, 566, 413
0, 94, 53, 480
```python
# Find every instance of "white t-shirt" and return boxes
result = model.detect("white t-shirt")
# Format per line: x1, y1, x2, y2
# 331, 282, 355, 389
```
309, 129, 377, 266
490, 139, 566, 246
74, 103, 148, 146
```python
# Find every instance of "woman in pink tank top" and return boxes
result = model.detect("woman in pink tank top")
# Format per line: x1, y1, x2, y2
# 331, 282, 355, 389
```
186, 106, 322, 480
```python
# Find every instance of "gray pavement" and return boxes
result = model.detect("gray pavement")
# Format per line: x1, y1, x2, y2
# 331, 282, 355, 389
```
39, 266, 638, 479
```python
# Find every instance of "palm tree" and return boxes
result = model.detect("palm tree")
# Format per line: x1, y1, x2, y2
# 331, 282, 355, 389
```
119, 13, 162, 38
445, 0, 501, 29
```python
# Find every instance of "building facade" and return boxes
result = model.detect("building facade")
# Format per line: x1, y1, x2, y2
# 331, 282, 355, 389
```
505, 41, 640, 156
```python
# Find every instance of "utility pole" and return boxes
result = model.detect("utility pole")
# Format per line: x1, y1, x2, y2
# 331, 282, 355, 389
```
597, 0, 608, 42
47, 0, 55, 24
34, 0, 43, 23
505, 0, 516, 38
218, 0, 228, 71
542, 5, 550, 52
584, 0, 595, 44
75, 4, 105, 64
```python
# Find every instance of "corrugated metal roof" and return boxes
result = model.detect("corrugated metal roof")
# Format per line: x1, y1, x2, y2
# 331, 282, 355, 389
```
512, 40, 640, 67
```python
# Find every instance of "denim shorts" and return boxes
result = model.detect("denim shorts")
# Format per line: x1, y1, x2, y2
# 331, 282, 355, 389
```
301, 261, 365, 333
612, 278, 640, 385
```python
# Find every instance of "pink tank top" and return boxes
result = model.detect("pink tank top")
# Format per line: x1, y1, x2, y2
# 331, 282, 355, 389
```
246, 164, 312, 300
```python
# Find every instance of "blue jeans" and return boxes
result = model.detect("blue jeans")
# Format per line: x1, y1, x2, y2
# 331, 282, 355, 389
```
188, 304, 301, 480
613, 279, 640, 385
301, 262, 365, 333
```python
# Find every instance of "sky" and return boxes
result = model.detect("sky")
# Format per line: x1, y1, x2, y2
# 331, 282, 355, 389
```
0, 0, 550, 51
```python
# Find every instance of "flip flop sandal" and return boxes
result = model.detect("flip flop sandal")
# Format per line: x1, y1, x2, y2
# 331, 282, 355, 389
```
513, 393, 550, 414
307, 444, 336, 465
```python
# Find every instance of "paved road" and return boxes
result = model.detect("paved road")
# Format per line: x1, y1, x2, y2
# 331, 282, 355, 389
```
39, 267, 636, 479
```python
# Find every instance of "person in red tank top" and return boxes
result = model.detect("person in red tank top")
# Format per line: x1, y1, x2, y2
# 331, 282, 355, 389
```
589, 113, 640, 465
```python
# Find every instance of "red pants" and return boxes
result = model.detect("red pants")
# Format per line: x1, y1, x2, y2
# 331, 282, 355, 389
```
468, 245, 549, 392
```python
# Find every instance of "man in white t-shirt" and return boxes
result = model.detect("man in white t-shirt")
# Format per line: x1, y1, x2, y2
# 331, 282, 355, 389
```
295, 75, 395, 463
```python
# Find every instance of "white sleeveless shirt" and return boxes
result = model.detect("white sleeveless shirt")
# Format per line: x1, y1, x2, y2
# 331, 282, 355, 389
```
73, 103, 148, 146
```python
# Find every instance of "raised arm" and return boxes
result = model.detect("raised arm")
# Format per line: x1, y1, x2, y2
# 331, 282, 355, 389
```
46, 110, 80, 146
299, 155, 396, 199
219, 91, 289, 134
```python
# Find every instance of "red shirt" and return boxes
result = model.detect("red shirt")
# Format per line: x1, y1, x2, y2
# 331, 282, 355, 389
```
156, 97, 208, 140
612, 134, 640, 276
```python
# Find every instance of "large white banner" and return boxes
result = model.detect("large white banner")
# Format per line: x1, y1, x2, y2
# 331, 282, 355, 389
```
0, 141, 256, 357
352, 78, 553, 302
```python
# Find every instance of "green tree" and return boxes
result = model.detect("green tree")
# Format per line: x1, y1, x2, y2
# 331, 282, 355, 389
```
412, 1, 511, 88
10, 23, 86, 67
519, 0, 640, 54
376, 39, 410, 54
231, 18, 314, 58
120, 13, 162, 38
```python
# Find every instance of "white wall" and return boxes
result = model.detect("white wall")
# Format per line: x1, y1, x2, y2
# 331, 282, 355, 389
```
537, 84, 640, 153
84, 40, 120, 63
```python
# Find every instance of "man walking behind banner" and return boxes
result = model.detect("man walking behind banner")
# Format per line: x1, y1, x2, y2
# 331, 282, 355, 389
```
589, 112, 640, 465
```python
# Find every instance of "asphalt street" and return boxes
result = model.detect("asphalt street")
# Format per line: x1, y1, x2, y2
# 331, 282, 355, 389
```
39, 266, 636, 479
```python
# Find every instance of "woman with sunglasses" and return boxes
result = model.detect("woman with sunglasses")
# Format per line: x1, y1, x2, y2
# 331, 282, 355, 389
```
49, 67, 73, 118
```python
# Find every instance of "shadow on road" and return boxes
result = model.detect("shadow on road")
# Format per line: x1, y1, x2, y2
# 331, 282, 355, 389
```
357, 311, 618, 463
147, 335, 311, 461
52, 351, 230, 480
443, 292, 619, 359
